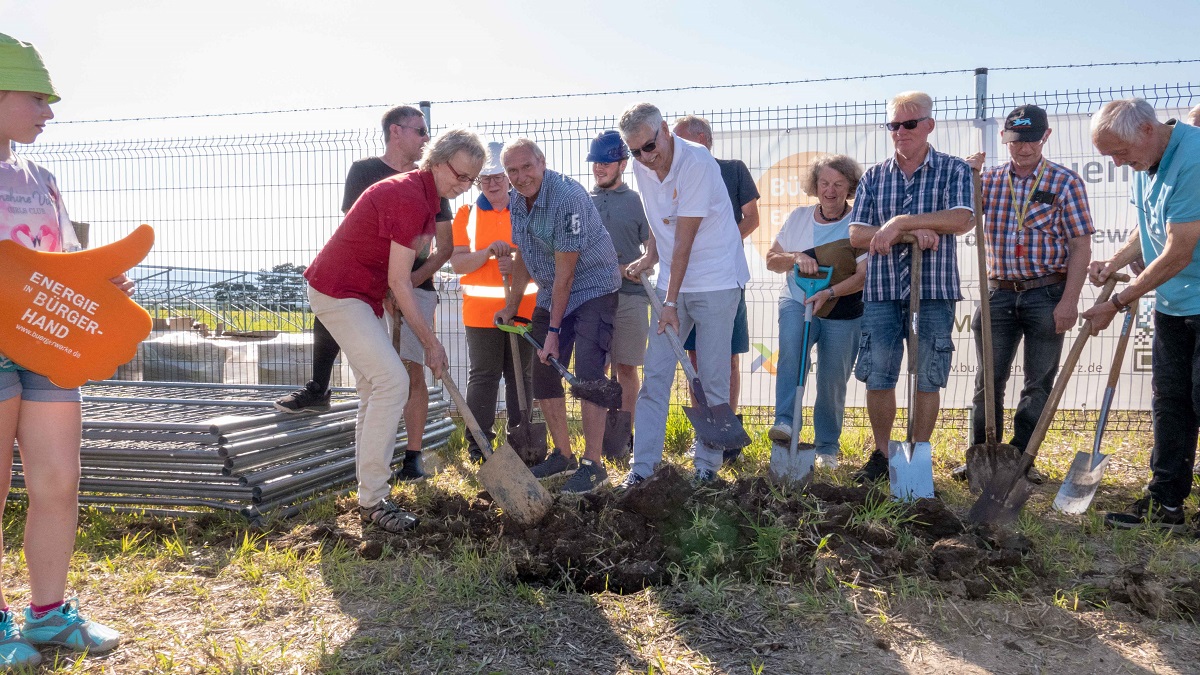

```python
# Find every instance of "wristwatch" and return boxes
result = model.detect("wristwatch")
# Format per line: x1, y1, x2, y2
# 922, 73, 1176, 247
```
1110, 291, 1129, 312
547, 326, 561, 334
663, 300, 678, 309
827, 288, 837, 300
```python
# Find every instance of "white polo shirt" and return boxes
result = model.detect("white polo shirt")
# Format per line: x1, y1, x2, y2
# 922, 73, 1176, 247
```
631, 135, 750, 293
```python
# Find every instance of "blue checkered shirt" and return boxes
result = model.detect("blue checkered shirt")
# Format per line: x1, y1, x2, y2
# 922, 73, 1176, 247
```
509, 169, 620, 315
849, 146, 974, 301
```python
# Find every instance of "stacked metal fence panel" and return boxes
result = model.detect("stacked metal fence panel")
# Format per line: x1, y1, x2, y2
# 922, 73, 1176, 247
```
8, 381, 455, 521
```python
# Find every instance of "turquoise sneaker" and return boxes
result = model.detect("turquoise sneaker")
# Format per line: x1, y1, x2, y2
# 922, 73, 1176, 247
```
0, 610, 41, 667
21, 599, 119, 654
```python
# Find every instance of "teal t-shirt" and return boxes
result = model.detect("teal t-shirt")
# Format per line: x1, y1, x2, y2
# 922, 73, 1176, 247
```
1135, 121, 1200, 316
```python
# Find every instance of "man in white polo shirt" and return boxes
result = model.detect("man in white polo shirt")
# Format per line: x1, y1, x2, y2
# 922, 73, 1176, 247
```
618, 102, 751, 487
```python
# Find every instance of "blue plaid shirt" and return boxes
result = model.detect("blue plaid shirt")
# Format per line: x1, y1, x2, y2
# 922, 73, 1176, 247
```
509, 169, 620, 315
849, 145, 974, 301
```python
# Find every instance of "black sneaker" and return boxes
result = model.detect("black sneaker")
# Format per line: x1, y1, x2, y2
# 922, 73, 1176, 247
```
722, 448, 742, 466
359, 498, 419, 533
398, 451, 425, 482
529, 448, 578, 480
561, 458, 608, 494
274, 381, 331, 413
951, 463, 969, 482
1105, 496, 1187, 533
466, 445, 486, 465
853, 450, 889, 485
614, 472, 645, 492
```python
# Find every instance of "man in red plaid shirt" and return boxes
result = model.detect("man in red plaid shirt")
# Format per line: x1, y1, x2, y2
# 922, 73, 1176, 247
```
964, 104, 1094, 460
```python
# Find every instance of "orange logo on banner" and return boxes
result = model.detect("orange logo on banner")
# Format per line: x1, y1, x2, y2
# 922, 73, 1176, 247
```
752, 151, 823, 259
0, 225, 154, 388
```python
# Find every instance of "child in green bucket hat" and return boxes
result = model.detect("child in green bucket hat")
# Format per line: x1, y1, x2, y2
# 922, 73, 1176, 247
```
0, 33, 125, 667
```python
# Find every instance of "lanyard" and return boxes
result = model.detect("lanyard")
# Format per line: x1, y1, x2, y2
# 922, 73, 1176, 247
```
1006, 161, 1048, 232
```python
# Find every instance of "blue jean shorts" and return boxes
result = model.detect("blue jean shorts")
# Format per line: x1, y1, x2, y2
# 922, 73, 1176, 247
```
854, 299, 956, 392
0, 369, 83, 403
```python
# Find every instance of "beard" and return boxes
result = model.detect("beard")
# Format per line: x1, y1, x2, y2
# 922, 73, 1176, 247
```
596, 174, 621, 190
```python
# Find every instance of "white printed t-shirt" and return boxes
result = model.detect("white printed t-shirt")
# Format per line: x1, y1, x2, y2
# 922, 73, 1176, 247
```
630, 135, 750, 293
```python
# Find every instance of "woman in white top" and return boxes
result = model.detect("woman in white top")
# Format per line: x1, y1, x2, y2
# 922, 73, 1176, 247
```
765, 155, 867, 468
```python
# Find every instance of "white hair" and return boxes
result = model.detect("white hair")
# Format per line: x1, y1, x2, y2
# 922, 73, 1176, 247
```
618, 103, 664, 140
500, 137, 545, 164
1091, 98, 1159, 142
888, 91, 933, 119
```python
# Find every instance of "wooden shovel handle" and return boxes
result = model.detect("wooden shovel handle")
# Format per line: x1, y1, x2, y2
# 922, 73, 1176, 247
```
502, 272, 533, 415
972, 168, 998, 443
441, 374, 493, 459
1023, 273, 1129, 459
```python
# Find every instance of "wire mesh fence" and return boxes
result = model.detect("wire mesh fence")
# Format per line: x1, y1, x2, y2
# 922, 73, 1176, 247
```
22, 81, 1198, 433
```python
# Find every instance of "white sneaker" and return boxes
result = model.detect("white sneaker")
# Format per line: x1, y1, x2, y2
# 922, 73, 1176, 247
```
767, 424, 793, 444
815, 453, 839, 470
685, 440, 698, 459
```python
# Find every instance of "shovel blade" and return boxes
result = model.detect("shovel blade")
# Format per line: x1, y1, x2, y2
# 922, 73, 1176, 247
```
477, 441, 553, 526
603, 409, 633, 462
769, 441, 815, 488
888, 440, 935, 501
964, 442, 1023, 495
507, 420, 548, 467
570, 378, 623, 409
683, 402, 751, 450
1053, 451, 1111, 515
967, 458, 1037, 525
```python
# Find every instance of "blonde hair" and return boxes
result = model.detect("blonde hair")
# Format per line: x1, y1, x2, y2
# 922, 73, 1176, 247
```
888, 91, 933, 120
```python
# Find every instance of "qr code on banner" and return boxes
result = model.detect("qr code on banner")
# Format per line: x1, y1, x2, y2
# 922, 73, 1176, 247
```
1133, 296, 1154, 373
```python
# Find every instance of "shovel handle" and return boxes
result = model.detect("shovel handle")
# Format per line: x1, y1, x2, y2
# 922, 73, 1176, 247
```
496, 315, 579, 385
1023, 273, 1128, 461
440, 373, 493, 459
903, 236, 921, 446
501, 274, 533, 415
972, 168, 999, 444
1092, 305, 1136, 455
639, 272, 710, 407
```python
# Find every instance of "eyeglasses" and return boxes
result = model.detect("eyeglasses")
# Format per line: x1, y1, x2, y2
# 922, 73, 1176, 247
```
445, 159, 477, 185
475, 174, 508, 187
395, 123, 429, 137
883, 117, 930, 132
630, 127, 661, 158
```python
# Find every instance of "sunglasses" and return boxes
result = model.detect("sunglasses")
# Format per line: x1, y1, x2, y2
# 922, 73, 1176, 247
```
883, 116, 930, 132
445, 159, 476, 185
630, 127, 661, 158
396, 123, 429, 137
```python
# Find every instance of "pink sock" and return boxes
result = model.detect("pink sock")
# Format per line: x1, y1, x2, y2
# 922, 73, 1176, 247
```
30, 601, 63, 618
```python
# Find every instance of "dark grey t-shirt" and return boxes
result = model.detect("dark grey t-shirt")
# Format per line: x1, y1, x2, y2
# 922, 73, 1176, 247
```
342, 156, 452, 292
717, 158, 759, 225
590, 183, 650, 295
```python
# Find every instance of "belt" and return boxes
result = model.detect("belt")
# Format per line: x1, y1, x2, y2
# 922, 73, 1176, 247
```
989, 273, 1066, 292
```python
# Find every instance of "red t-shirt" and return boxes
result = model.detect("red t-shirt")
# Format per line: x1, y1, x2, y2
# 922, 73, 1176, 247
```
305, 170, 438, 316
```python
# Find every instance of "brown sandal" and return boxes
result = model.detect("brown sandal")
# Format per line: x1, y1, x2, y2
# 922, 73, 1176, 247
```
359, 498, 419, 533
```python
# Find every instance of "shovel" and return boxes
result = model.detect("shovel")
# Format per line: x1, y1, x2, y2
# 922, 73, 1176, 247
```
440, 373, 552, 526
1053, 304, 1136, 514
500, 273, 548, 466
889, 237, 935, 501
495, 318, 623, 410
603, 366, 633, 462
639, 272, 751, 450
968, 274, 1125, 526
965, 167, 1023, 494
770, 265, 833, 486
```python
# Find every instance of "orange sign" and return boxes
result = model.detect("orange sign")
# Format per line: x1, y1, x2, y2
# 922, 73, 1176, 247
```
0, 225, 154, 388
752, 151, 822, 259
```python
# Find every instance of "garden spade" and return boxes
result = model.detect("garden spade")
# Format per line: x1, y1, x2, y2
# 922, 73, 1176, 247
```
770, 265, 833, 486
965, 168, 1023, 494
968, 274, 1124, 526
889, 238, 935, 501
496, 318, 623, 410
1054, 304, 1136, 514
640, 272, 751, 450
500, 273, 547, 465
602, 367, 632, 462
441, 373, 552, 526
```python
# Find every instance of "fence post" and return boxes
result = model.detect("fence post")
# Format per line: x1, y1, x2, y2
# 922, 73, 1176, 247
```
420, 101, 432, 132
974, 68, 988, 120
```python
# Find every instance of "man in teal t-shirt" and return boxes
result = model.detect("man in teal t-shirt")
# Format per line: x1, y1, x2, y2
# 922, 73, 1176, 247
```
1083, 98, 1200, 532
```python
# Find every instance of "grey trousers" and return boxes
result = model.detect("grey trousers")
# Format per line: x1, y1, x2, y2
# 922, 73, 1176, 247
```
632, 286, 740, 477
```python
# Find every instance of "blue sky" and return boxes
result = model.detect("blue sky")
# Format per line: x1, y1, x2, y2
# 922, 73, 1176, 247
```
4, 0, 1198, 141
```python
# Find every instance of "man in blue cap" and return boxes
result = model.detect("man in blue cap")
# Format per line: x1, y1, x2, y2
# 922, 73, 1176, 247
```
588, 131, 652, 456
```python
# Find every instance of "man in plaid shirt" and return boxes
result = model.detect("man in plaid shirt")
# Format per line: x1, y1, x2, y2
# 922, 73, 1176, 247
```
848, 91, 975, 484
963, 105, 1093, 466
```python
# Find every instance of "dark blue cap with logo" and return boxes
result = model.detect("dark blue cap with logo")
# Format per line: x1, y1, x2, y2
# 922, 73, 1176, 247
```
1002, 105, 1049, 143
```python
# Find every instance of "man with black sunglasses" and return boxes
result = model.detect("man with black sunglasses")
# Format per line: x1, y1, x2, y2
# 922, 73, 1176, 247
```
847, 91, 975, 486
276, 104, 455, 482
617, 102, 751, 488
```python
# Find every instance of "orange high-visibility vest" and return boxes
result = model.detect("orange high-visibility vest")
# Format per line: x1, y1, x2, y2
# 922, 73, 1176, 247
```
451, 200, 536, 328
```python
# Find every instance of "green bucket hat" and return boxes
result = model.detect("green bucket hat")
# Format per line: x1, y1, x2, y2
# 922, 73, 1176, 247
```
0, 33, 60, 103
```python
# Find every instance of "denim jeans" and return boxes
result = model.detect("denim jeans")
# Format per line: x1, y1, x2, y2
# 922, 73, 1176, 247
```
855, 299, 956, 392
1148, 311, 1200, 507
773, 296, 861, 457
970, 283, 1066, 452
464, 326, 534, 455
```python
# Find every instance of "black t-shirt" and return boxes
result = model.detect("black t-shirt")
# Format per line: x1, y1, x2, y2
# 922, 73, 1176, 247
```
717, 158, 760, 225
342, 157, 452, 292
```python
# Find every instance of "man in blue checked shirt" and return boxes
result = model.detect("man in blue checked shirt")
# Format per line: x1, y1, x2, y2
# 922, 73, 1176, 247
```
847, 91, 975, 485
495, 138, 622, 495
962, 105, 1093, 473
